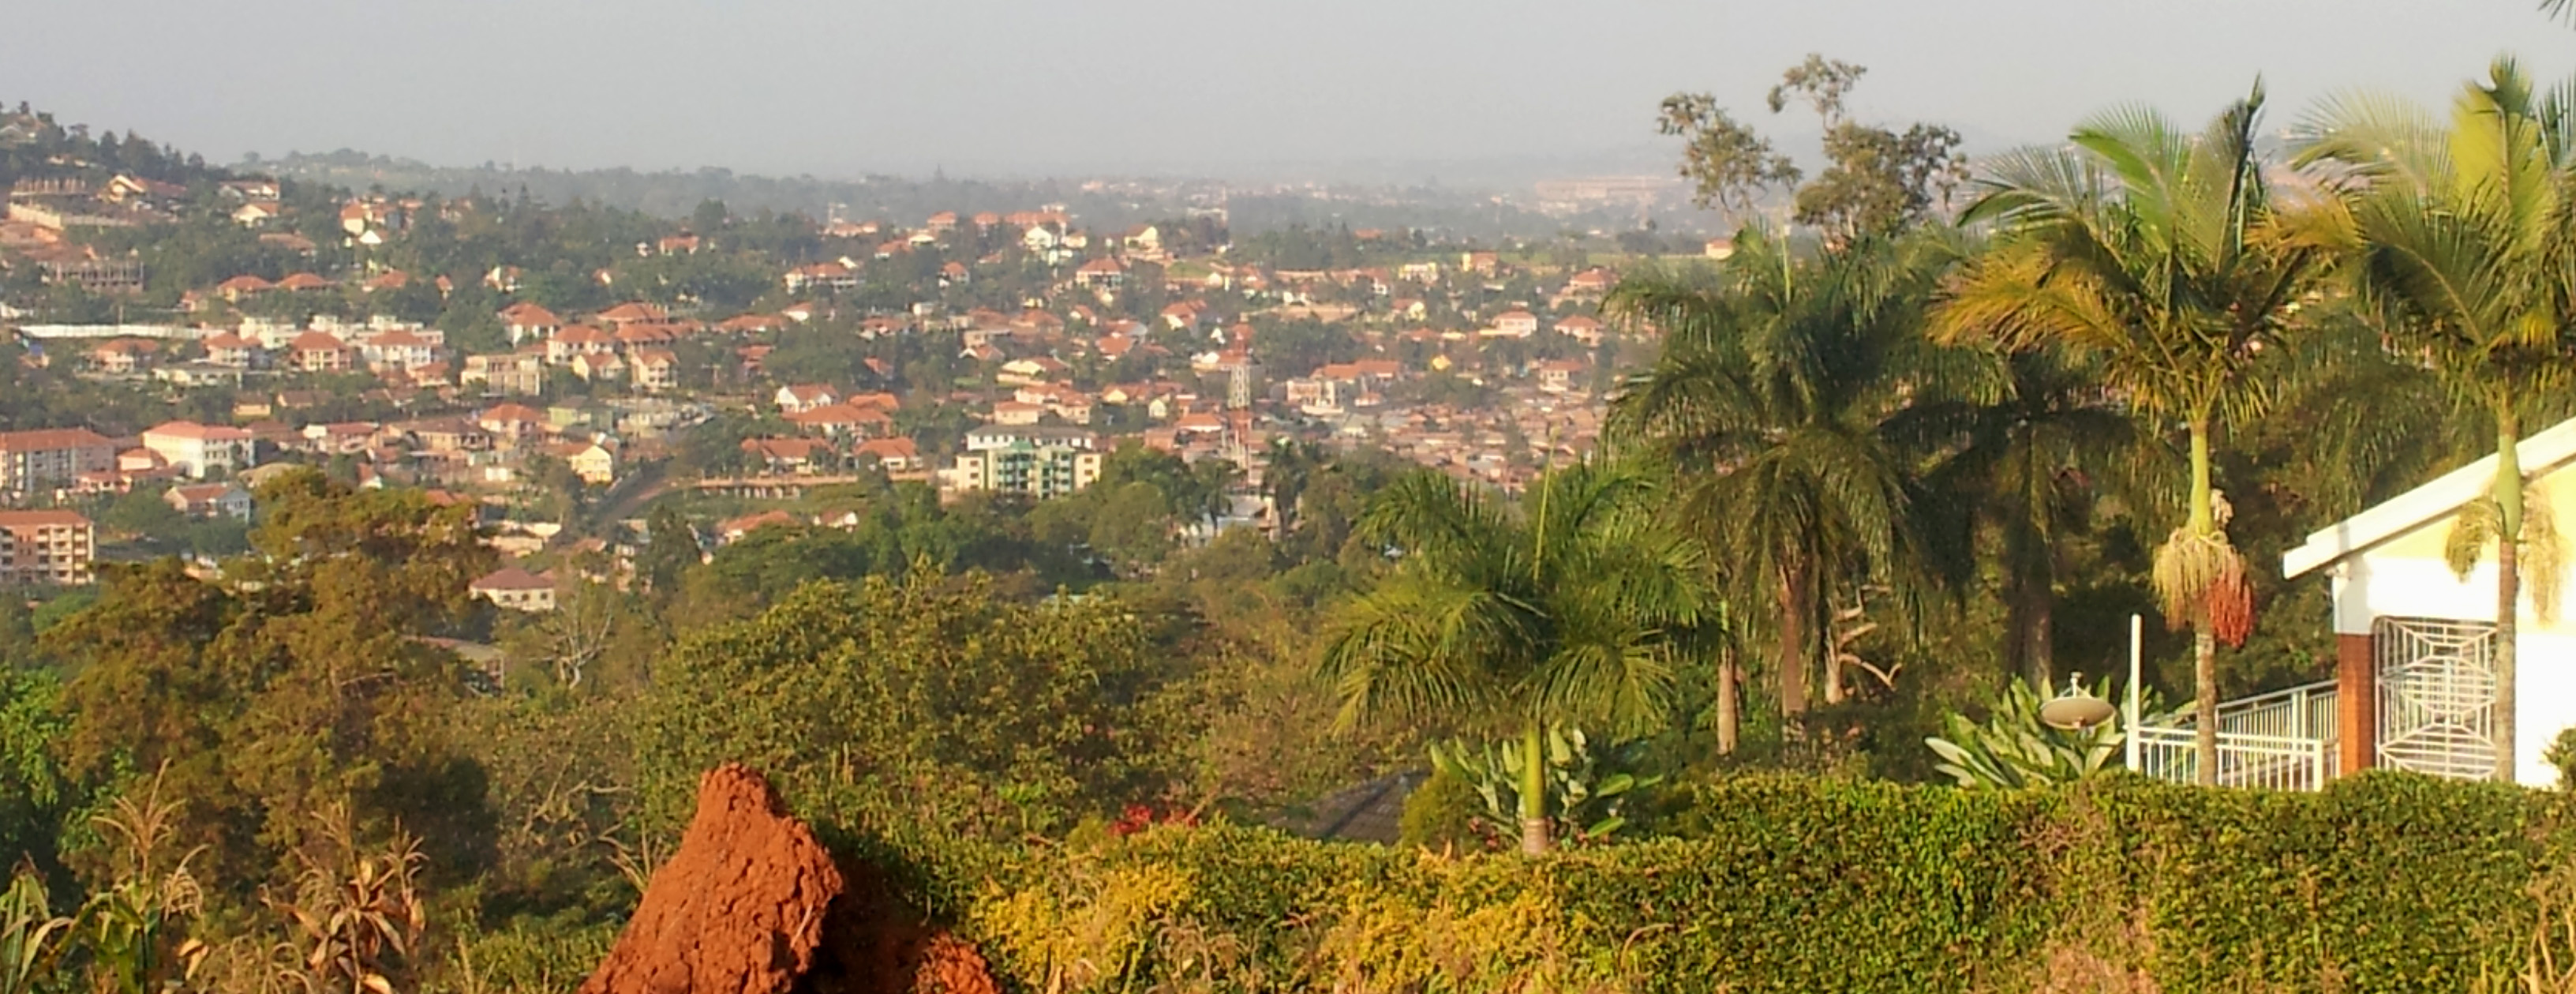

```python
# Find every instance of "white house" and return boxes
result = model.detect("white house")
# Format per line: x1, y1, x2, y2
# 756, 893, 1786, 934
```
1483, 310, 1541, 339
140, 421, 256, 479
471, 567, 558, 612
165, 482, 253, 521
2266, 415, 2576, 787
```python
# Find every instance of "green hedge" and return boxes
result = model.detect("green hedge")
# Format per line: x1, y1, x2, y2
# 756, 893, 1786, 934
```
832, 772, 2576, 994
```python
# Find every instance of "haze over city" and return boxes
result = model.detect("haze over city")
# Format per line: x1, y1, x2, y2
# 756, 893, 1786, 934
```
4, 0, 2570, 182
16, 2, 2576, 990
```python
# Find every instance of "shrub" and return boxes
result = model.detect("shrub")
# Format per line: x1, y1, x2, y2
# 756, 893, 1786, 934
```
1397, 770, 1489, 851
849, 771, 2576, 994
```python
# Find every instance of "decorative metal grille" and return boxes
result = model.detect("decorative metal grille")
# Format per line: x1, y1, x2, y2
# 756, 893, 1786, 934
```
2372, 616, 2499, 781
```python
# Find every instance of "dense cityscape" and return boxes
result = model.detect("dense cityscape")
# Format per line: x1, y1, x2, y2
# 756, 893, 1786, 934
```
6, 6, 2576, 993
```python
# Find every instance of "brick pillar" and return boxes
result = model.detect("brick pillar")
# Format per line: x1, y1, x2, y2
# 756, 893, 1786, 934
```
2337, 631, 2375, 776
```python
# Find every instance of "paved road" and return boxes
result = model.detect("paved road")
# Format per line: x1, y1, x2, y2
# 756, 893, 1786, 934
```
557, 460, 671, 546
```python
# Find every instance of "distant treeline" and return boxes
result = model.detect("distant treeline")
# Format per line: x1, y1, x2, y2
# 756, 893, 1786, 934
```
251, 149, 1697, 241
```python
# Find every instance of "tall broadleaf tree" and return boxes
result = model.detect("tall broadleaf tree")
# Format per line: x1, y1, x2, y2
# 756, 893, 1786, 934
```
1607, 229, 1990, 733
1319, 463, 1712, 854
2295, 58, 2576, 779
1929, 84, 2333, 783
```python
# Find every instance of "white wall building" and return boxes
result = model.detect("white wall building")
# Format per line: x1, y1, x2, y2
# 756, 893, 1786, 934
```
140, 421, 256, 479
2274, 417, 2576, 787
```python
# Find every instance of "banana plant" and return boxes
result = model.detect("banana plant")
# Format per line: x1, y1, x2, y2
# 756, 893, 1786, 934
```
1926, 675, 2159, 788
1428, 725, 1663, 842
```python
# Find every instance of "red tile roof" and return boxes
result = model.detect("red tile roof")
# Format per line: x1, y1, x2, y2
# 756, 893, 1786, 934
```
0, 428, 114, 452
144, 420, 253, 441
0, 510, 91, 529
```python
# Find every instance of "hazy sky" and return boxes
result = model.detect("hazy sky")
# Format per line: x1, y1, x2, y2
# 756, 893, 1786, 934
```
2, 1, 2567, 182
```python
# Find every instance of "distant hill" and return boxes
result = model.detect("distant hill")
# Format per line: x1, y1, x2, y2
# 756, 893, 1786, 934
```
0, 103, 238, 193
250, 149, 1719, 240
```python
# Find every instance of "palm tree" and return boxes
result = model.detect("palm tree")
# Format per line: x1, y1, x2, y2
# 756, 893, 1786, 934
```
1264, 438, 1331, 539
1929, 84, 2332, 783
1607, 228, 1984, 732
1319, 462, 1711, 854
2296, 58, 2576, 778
1924, 345, 2148, 688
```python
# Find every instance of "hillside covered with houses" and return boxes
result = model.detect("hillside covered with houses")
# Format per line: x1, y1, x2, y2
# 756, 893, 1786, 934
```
0, 101, 1702, 606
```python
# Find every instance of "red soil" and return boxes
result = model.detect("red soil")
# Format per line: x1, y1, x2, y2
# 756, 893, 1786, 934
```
580, 763, 998, 994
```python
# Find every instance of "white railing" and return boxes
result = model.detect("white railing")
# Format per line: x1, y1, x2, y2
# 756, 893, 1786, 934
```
2133, 679, 2340, 790
2134, 726, 2334, 790
2210, 680, 2339, 743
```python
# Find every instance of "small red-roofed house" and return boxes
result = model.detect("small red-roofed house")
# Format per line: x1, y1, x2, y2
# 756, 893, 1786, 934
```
545, 324, 614, 365
775, 384, 838, 414
165, 482, 253, 520
787, 403, 893, 439
471, 567, 557, 612
631, 347, 679, 392
784, 261, 857, 293
360, 328, 436, 372
570, 350, 625, 383
595, 302, 667, 325
1484, 310, 1541, 339
1075, 257, 1127, 288
855, 437, 920, 471
477, 403, 548, 445
215, 275, 274, 302
499, 302, 562, 343
740, 437, 833, 474
1536, 358, 1590, 393
719, 509, 799, 545
290, 331, 354, 373
843, 392, 900, 413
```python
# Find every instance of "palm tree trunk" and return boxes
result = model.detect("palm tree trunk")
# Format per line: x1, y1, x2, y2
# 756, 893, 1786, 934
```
2193, 628, 2218, 786
1716, 647, 1741, 755
1517, 718, 1551, 855
1777, 561, 1810, 732
2003, 505, 2055, 690
2001, 565, 2031, 689
2496, 407, 2523, 783
1822, 594, 1847, 707
2027, 583, 2057, 692
2189, 421, 2218, 786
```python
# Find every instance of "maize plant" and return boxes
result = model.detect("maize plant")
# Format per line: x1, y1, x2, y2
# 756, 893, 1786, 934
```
267, 807, 427, 994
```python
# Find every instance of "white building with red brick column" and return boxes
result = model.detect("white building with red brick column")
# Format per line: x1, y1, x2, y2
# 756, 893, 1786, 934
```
2126, 418, 2576, 791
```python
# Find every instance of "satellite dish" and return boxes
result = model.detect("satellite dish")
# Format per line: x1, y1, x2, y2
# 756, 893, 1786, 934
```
2039, 675, 2117, 731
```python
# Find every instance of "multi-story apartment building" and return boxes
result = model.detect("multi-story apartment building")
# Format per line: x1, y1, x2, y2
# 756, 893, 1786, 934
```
462, 352, 546, 396
942, 440, 1103, 500
0, 428, 118, 496
0, 510, 95, 586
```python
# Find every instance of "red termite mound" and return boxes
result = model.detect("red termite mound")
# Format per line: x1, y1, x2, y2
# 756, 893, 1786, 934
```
580, 763, 998, 994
